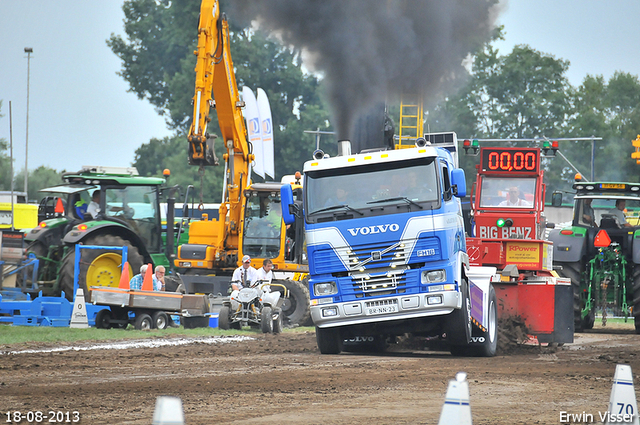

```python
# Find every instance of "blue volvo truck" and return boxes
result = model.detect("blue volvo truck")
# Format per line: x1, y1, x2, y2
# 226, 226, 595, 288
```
281, 133, 497, 355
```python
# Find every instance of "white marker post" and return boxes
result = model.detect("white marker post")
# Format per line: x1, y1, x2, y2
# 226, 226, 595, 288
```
69, 288, 89, 329
604, 364, 639, 425
438, 372, 472, 425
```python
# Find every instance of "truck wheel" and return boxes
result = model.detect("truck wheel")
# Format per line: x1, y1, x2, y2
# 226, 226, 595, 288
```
633, 265, 640, 334
218, 306, 231, 330
276, 279, 311, 327
445, 277, 472, 346
261, 306, 274, 333
316, 326, 342, 354
95, 309, 112, 329
58, 235, 143, 302
465, 285, 498, 357
557, 261, 584, 332
134, 313, 153, 330
152, 311, 169, 330
273, 308, 283, 334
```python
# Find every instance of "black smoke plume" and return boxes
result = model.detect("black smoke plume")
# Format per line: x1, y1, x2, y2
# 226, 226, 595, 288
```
233, 0, 501, 142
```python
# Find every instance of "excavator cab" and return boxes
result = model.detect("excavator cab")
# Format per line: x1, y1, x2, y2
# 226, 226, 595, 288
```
242, 185, 283, 259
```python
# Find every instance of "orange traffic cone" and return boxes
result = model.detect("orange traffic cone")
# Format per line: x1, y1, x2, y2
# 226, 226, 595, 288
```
54, 197, 65, 214
141, 263, 154, 291
119, 262, 131, 290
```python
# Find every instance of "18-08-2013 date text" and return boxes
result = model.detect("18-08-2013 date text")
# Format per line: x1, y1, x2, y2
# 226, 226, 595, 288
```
4, 411, 80, 423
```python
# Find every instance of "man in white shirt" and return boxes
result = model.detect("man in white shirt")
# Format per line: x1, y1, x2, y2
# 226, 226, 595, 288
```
252, 259, 274, 290
608, 199, 632, 228
231, 255, 258, 290
499, 186, 531, 207
86, 190, 101, 219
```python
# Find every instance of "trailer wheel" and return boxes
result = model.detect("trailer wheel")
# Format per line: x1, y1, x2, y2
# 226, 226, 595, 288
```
58, 235, 143, 302
273, 308, 283, 334
152, 311, 169, 330
275, 279, 311, 327
316, 326, 343, 354
95, 309, 112, 329
218, 306, 231, 330
261, 306, 274, 333
464, 285, 498, 357
633, 265, 640, 334
445, 277, 472, 346
557, 261, 585, 332
134, 313, 153, 330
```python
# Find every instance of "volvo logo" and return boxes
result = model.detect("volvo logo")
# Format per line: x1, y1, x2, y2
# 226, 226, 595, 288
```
346, 223, 400, 236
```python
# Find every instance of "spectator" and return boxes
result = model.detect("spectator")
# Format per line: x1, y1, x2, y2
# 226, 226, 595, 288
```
129, 264, 163, 291
231, 255, 258, 291
252, 258, 274, 290
154, 265, 166, 291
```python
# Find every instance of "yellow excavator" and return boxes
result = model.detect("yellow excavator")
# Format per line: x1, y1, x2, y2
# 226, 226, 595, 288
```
175, 0, 310, 326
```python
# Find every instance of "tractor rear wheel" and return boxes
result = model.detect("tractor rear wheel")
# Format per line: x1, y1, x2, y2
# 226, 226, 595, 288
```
275, 278, 311, 327
58, 235, 143, 302
557, 261, 584, 332
633, 265, 640, 334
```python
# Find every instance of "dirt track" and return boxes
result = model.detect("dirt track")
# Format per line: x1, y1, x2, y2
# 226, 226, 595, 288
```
1, 325, 639, 425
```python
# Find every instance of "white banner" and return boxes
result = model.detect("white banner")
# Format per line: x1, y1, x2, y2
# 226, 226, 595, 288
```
257, 88, 275, 179
242, 86, 264, 178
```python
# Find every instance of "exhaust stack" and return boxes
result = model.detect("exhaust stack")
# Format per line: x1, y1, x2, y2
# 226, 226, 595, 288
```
337, 140, 352, 156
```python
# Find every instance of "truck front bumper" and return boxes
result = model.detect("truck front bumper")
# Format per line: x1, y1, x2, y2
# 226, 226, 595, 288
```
311, 290, 461, 328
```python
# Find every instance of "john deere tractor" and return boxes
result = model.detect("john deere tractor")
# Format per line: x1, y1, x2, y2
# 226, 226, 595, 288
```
549, 182, 640, 333
22, 166, 182, 301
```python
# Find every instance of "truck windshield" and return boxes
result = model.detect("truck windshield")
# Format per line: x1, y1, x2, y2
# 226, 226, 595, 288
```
243, 194, 282, 258
479, 177, 536, 208
305, 157, 438, 219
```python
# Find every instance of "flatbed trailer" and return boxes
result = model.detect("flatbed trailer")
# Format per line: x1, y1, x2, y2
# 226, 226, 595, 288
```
90, 286, 212, 330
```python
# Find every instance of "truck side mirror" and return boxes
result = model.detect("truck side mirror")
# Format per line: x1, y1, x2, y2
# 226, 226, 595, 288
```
281, 184, 296, 225
451, 169, 466, 198
551, 192, 563, 207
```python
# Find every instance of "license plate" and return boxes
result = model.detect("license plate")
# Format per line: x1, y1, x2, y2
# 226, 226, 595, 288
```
366, 305, 397, 315
601, 183, 625, 189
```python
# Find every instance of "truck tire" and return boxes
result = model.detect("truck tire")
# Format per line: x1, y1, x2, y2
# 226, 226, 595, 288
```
218, 306, 231, 330
275, 279, 311, 327
261, 306, 274, 333
316, 326, 343, 355
632, 265, 640, 334
58, 235, 144, 302
152, 311, 169, 330
465, 285, 498, 357
134, 313, 153, 330
95, 309, 112, 329
557, 261, 584, 332
445, 277, 472, 346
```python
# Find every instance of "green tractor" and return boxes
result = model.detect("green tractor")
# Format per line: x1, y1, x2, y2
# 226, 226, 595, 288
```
549, 182, 640, 333
22, 166, 185, 301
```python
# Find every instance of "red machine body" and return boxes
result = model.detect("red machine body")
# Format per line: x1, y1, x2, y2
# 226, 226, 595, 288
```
466, 146, 573, 343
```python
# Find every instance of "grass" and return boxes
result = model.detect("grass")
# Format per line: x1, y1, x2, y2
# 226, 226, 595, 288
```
0, 324, 314, 347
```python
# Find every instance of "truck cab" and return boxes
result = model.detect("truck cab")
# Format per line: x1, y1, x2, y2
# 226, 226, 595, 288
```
283, 133, 497, 355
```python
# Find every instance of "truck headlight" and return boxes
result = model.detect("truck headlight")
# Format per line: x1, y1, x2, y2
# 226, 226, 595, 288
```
422, 269, 446, 283
322, 307, 338, 317
314, 281, 337, 296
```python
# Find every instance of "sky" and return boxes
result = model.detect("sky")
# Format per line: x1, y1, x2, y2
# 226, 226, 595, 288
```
1, 0, 639, 176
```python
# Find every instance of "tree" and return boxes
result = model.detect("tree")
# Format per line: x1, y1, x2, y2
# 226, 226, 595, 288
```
109, 0, 329, 194
13, 166, 65, 201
